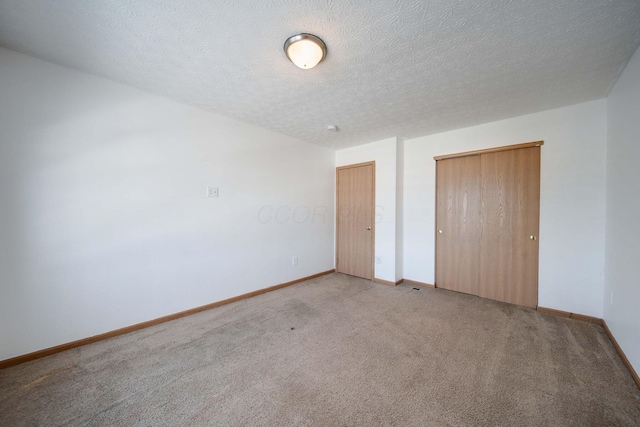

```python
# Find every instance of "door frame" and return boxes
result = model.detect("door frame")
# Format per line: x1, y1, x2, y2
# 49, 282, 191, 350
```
336, 161, 376, 280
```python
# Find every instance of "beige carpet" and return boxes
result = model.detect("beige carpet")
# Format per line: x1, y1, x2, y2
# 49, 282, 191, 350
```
1, 273, 639, 426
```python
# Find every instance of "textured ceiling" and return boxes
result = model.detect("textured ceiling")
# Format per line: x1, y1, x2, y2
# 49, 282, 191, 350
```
1, 1, 639, 149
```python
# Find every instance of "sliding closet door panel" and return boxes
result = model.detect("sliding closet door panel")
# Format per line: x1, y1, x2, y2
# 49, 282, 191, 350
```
436, 155, 481, 294
479, 147, 540, 308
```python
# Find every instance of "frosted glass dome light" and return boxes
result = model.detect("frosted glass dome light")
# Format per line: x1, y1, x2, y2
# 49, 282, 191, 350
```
284, 34, 327, 69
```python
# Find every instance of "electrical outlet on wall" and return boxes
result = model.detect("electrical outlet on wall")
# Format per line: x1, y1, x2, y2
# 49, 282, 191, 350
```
376, 256, 382, 265
610, 290, 614, 304
207, 186, 219, 198
292, 256, 298, 266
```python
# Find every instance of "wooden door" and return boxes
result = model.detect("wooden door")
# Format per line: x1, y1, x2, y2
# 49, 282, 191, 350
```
435, 155, 481, 294
336, 162, 375, 280
479, 146, 540, 308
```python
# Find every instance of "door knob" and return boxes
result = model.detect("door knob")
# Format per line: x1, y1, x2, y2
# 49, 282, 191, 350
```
530, 235, 537, 240
366, 227, 371, 230
438, 230, 443, 234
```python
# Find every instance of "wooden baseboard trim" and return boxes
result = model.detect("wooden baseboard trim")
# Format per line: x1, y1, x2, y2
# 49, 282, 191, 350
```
374, 278, 403, 286
536, 306, 603, 324
402, 279, 436, 289
602, 320, 640, 390
537, 306, 639, 390
0, 269, 335, 370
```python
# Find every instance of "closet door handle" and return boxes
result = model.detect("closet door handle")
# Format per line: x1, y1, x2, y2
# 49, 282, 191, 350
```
530, 235, 537, 240
438, 230, 443, 234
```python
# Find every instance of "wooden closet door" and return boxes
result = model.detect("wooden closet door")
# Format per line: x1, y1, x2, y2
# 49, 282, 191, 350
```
336, 162, 375, 280
436, 155, 481, 295
479, 147, 540, 308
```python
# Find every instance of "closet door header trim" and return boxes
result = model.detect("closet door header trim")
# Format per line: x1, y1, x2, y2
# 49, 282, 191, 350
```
433, 141, 544, 161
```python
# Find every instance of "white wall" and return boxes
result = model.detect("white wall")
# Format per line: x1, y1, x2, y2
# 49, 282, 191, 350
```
605, 45, 640, 373
336, 138, 399, 282
403, 100, 607, 317
0, 47, 335, 361
395, 139, 404, 282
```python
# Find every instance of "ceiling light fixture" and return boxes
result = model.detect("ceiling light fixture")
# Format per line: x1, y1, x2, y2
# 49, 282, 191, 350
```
284, 33, 326, 69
